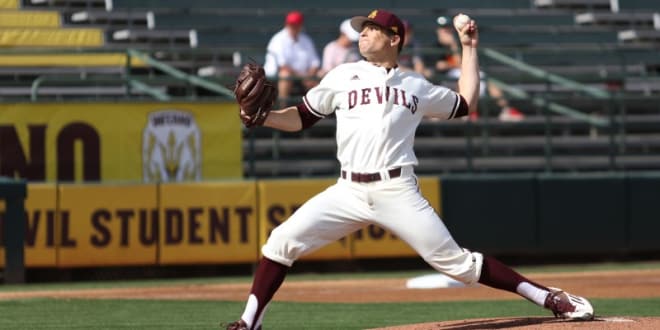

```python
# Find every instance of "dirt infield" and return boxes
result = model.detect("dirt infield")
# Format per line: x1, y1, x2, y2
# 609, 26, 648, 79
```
369, 317, 660, 329
2, 269, 660, 329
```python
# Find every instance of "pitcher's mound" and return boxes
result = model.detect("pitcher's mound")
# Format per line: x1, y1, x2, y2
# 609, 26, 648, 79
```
370, 316, 660, 329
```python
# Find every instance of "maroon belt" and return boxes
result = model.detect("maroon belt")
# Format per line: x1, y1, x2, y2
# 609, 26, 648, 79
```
341, 167, 402, 183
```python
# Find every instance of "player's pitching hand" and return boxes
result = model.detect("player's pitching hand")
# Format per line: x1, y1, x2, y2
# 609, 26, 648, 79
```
454, 14, 478, 48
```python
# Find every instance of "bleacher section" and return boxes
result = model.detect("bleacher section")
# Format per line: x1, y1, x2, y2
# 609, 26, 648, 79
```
0, 0, 19, 9
0, 6, 103, 47
3, 0, 660, 175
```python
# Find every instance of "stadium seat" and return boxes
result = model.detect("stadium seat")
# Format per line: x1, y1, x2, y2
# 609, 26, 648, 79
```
4, 0, 660, 175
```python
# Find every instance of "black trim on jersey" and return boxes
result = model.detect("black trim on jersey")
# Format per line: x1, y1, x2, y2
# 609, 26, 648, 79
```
455, 95, 469, 118
448, 93, 459, 119
297, 101, 323, 129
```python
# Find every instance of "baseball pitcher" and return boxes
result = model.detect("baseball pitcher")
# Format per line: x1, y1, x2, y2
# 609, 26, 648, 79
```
228, 9, 593, 330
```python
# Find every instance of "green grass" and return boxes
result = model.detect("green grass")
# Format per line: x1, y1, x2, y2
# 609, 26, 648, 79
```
0, 297, 658, 329
1, 261, 659, 329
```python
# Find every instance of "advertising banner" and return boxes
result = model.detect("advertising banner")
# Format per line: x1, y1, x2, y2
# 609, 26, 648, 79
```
0, 103, 241, 183
23, 183, 58, 267
0, 177, 441, 269
57, 183, 159, 267
0, 183, 58, 268
158, 181, 259, 265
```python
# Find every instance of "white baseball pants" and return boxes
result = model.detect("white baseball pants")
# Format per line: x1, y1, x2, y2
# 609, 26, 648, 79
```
262, 168, 483, 284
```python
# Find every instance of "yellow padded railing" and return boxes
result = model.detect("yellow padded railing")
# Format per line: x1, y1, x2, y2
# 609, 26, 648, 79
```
0, 28, 104, 47
0, 0, 19, 9
0, 53, 147, 67
0, 11, 61, 28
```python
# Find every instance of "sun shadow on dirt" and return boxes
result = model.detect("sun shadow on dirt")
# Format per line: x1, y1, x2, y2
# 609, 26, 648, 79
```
435, 317, 602, 329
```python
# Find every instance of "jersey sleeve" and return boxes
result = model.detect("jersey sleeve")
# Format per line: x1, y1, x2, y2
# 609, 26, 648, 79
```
422, 84, 464, 120
302, 68, 342, 117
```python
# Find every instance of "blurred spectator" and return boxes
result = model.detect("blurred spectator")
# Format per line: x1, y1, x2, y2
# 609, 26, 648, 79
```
398, 20, 431, 78
433, 16, 462, 74
434, 16, 524, 122
264, 11, 321, 105
319, 19, 361, 77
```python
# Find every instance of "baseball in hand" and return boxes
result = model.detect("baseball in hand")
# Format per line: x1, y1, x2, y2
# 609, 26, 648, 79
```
454, 14, 471, 30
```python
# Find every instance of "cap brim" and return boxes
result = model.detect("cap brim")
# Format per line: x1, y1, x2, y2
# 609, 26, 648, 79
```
350, 16, 370, 33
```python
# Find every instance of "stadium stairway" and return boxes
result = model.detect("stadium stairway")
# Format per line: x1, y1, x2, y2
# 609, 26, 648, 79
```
0, 1, 131, 100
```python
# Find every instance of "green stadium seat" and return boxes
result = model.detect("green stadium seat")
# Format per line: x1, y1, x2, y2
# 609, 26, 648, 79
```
575, 12, 656, 28
534, 0, 611, 10
612, 0, 660, 12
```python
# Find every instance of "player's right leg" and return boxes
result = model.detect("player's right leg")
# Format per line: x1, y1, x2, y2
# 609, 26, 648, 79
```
373, 178, 592, 320
478, 255, 594, 320
404, 231, 594, 320
227, 181, 369, 330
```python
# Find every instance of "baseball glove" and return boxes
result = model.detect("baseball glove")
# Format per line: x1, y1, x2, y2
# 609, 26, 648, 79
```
234, 63, 278, 128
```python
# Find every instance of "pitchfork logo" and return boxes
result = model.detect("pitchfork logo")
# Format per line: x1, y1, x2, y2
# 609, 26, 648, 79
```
142, 110, 201, 182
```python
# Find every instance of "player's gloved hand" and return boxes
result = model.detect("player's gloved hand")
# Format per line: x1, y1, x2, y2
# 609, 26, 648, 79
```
234, 63, 278, 128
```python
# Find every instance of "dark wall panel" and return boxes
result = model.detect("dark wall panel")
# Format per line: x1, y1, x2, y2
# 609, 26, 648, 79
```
537, 174, 626, 253
441, 174, 537, 254
627, 173, 660, 251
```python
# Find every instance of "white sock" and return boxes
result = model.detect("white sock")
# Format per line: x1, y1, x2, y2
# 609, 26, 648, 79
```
240, 294, 259, 329
516, 282, 550, 307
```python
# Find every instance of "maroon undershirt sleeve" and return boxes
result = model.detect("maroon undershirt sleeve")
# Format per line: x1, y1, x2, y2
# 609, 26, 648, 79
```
455, 95, 469, 118
296, 102, 322, 129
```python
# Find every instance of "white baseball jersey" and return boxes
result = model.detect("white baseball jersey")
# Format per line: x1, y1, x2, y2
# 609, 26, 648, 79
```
262, 59, 482, 286
303, 60, 462, 172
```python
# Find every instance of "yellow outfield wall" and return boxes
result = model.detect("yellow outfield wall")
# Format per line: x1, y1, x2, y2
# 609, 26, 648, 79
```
158, 181, 259, 265
0, 183, 58, 268
0, 177, 443, 268
56, 183, 159, 267
0, 103, 242, 182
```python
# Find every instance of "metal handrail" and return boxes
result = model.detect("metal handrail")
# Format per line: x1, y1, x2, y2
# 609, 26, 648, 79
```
29, 48, 237, 101
30, 75, 170, 101
126, 48, 234, 98
488, 77, 610, 127
481, 48, 612, 99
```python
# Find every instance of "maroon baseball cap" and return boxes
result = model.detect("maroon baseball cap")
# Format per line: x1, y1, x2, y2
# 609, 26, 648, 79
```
350, 9, 405, 46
